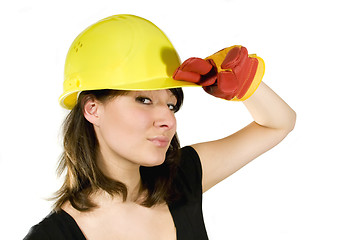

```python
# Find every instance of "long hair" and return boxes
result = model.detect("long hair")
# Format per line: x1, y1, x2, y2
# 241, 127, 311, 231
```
52, 88, 183, 211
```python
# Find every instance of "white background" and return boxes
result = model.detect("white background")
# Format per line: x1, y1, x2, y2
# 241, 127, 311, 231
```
1, 0, 359, 239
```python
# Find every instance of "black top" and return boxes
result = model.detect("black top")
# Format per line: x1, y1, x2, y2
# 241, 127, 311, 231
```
24, 146, 209, 240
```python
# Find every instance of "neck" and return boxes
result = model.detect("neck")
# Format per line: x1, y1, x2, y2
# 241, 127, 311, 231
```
95, 150, 144, 203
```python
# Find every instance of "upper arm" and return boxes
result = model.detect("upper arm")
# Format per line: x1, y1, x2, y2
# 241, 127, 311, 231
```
192, 121, 292, 192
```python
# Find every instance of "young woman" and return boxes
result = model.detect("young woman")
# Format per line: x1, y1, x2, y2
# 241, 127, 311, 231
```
24, 14, 296, 240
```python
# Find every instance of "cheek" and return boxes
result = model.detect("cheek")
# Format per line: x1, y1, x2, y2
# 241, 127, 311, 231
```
100, 107, 151, 144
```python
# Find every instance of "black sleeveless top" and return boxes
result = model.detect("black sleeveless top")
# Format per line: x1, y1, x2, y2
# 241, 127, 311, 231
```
24, 146, 209, 240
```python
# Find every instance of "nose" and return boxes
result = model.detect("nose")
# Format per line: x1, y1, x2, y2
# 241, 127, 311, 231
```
153, 106, 176, 130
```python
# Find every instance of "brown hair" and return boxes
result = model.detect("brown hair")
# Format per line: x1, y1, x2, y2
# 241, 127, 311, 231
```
52, 88, 183, 212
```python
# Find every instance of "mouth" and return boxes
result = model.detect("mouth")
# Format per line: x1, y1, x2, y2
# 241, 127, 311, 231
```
148, 136, 171, 148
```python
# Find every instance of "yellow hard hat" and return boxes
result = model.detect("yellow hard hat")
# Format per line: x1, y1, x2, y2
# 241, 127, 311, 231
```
59, 14, 198, 109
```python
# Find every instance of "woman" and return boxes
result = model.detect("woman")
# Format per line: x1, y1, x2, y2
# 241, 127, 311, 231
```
24, 14, 296, 240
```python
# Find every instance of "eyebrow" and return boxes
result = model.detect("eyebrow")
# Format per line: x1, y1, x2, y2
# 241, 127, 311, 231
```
133, 90, 177, 101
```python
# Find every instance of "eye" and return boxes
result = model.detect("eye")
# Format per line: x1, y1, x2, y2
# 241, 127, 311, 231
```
168, 103, 178, 112
135, 97, 152, 105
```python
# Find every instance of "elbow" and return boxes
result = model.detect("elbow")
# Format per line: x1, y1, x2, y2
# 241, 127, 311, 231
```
256, 109, 297, 134
273, 109, 297, 135
284, 109, 297, 133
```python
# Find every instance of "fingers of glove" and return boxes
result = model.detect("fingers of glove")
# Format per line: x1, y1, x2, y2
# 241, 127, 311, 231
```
173, 69, 202, 83
197, 59, 217, 86
173, 57, 214, 84
180, 57, 213, 75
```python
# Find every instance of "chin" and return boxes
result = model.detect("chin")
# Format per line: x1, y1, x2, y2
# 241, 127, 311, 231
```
141, 151, 167, 167
142, 158, 166, 167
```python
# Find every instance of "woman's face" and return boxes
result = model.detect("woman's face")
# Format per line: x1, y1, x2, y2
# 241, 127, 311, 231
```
94, 90, 178, 167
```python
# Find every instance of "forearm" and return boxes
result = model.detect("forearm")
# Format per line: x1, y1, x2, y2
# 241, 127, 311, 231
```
243, 82, 296, 132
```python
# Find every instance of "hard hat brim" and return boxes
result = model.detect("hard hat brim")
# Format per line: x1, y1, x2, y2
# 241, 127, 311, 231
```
59, 77, 200, 110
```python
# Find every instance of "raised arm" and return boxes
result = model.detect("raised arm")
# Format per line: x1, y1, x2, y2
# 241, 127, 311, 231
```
173, 45, 296, 192
192, 81, 296, 192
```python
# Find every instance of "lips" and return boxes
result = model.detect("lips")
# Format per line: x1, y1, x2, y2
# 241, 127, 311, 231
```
148, 136, 171, 148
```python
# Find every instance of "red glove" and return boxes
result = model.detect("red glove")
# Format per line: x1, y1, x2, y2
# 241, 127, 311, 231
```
173, 45, 265, 101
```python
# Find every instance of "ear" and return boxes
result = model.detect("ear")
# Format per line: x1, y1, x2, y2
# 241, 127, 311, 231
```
82, 95, 102, 127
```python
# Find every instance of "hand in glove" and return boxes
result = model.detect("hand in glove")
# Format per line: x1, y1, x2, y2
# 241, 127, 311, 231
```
173, 45, 265, 101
